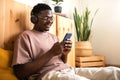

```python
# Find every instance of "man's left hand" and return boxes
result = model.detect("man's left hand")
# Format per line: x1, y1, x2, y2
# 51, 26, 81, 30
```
61, 39, 72, 55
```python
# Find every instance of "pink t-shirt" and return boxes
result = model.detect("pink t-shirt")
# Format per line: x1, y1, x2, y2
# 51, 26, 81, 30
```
12, 30, 71, 80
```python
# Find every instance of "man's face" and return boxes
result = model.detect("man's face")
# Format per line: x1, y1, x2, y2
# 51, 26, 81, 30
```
35, 10, 53, 32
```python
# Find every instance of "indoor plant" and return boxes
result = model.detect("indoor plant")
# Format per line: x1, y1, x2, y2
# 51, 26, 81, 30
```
52, 0, 63, 13
73, 7, 98, 57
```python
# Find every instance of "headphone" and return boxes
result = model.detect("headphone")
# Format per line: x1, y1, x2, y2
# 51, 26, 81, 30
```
30, 12, 38, 24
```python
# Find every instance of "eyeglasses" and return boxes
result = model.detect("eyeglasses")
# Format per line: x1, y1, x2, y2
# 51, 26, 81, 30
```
38, 16, 53, 21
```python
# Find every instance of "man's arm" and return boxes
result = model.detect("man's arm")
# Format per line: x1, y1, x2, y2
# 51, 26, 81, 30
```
13, 42, 62, 80
61, 54, 67, 63
13, 50, 53, 80
60, 39, 72, 63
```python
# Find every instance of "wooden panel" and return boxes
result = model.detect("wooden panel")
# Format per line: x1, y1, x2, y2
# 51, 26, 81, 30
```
0, 0, 33, 50
56, 15, 75, 67
49, 14, 56, 35
5, 1, 33, 50
76, 56, 105, 62
76, 61, 104, 67
76, 56, 105, 67
0, 0, 6, 48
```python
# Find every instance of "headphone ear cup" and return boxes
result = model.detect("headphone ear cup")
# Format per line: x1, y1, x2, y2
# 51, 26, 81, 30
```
31, 15, 38, 24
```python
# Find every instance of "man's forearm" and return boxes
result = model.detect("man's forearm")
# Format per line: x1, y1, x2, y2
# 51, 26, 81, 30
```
61, 53, 68, 63
13, 50, 54, 79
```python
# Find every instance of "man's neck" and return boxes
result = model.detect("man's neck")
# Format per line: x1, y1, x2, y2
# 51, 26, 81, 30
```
33, 26, 45, 32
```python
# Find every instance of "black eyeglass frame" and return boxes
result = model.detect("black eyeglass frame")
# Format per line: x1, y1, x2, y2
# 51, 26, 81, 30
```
38, 16, 54, 21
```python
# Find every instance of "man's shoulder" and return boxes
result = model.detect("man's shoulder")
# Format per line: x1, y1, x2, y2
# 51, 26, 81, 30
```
22, 30, 32, 34
20, 30, 32, 35
17, 30, 32, 39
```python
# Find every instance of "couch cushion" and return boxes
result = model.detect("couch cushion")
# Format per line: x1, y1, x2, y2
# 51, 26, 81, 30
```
0, 68, 18, 80
0, 48, 18, 80
0, 48, 13, 68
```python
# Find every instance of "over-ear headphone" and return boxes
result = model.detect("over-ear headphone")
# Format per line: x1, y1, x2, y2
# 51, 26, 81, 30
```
30, 12, 38, 24
30, 3, 52, 24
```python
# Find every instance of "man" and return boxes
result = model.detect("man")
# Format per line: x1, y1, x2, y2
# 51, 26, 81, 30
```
12, 3, 120, 80
12, 3, 74, 80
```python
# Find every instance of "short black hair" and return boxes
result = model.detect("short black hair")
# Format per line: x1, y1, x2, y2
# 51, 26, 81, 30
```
31, 3, 52, 15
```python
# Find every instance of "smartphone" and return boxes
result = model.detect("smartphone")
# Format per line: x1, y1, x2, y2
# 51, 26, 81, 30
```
63, 33, 72, 41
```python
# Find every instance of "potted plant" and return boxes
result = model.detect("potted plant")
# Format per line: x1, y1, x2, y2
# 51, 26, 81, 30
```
52, 0, 63, 13
73, 7, 98, 57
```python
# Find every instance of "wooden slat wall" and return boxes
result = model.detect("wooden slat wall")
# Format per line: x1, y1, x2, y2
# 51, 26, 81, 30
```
49, 14, 56, 35
56, 15, 75, 67
0, 0, 6, 48
0, 0, 33, 50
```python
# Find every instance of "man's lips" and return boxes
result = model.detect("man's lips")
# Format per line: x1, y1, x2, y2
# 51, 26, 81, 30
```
45, 24, 52, 28
46, 25, 50, 28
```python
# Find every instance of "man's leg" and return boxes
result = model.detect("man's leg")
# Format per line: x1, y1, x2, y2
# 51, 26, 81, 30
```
42, 68, 90, 80
75, 66, 120, 80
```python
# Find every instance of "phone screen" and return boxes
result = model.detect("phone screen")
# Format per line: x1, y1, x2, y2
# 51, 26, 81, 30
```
63, 33, 72, 41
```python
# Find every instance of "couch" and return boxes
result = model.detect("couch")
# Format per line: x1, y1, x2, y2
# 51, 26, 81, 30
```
0, 48, 18, 80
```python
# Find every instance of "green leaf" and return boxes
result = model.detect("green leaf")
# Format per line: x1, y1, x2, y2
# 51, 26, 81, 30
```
52, 0, 63, 4
73, 7, 98, 41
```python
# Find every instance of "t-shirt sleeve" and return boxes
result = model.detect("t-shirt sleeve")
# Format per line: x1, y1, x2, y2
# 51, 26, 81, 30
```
12, 33, 32, 66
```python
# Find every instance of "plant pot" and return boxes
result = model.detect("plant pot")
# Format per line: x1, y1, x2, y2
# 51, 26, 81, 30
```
54, 6, 62, 13
75, 41, 93, 57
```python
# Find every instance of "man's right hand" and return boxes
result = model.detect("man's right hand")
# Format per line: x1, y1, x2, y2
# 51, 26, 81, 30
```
49, 42, 62, 56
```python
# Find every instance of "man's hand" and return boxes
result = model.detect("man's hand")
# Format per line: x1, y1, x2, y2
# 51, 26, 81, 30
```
61, 39, 72, 56
60, 39, 72, 63
50, 42, 62, 56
